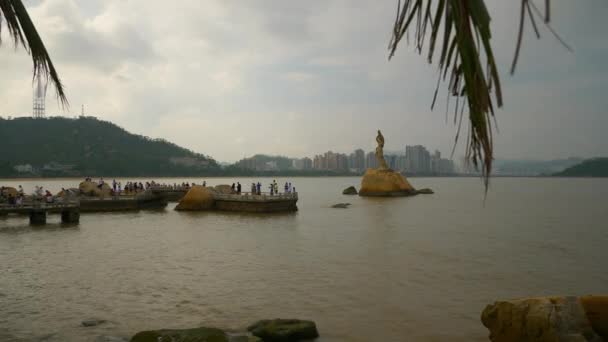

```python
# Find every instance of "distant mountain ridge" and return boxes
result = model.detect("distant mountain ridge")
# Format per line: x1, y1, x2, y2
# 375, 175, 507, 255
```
553, 158, 608, 177
0, 116, 219, 177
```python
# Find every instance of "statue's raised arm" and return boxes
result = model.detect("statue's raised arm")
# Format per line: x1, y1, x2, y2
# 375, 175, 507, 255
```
375, 130, 389, 170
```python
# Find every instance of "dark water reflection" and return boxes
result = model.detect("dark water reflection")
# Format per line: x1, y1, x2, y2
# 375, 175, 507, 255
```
1, 177, 607, 341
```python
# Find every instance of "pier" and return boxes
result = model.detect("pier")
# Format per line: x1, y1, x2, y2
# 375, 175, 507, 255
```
213, 192, 298, 213
0, 201, 80, 225
149, 186, 190, 201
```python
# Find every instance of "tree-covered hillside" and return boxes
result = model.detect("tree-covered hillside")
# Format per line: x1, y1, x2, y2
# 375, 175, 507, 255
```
553, 158, 608, 177
0, 116, 219, 177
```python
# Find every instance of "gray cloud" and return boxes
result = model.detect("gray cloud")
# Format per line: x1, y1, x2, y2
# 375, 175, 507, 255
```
1, 0, 607, 162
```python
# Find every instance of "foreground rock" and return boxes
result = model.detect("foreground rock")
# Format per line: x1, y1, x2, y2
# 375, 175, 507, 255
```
130, 327, 229, 342
358, 169, 416, 197
331, 203, 351, 209
481, 295, 608, 341
247, 319, 319, 342
342, 186, 357, 195
175, 185, 216, 211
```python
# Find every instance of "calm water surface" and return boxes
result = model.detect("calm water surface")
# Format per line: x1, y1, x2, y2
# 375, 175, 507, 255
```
1, 177, 607, 341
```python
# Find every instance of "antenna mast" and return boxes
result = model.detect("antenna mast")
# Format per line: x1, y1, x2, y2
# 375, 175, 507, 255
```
33, 75, 47, 118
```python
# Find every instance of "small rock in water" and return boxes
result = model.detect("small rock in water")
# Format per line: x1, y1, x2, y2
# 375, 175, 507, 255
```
416, 188, 434, 194
247, 319, 319, 341
81, 319, 107, 327
331, 203, 351, 209
342, 186, 358, 195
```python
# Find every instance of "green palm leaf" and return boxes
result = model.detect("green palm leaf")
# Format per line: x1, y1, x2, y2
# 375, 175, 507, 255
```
389, 0, 560, 188
0, 0, 67, 106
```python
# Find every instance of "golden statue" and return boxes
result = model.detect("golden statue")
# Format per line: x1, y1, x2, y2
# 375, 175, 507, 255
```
375, 130, 389, 169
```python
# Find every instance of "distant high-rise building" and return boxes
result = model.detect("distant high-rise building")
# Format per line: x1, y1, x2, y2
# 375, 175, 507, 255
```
301, 157, 312, 170
354, 149, 365, 171
336, 153, 348, 171
405, 145, 431, 174
366, 151, 377, 169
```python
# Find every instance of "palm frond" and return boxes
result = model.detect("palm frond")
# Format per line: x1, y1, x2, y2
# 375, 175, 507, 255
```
389, 0, 559, 190
0, 0, 67, 106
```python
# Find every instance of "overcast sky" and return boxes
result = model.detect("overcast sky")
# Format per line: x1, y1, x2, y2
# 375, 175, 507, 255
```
1, 0, 607, 162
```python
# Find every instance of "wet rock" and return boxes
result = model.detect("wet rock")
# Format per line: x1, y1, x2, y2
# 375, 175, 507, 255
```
247, 319, 319, 342
481, 296, 603, 341
130, 327, 229, 342
82, 319, 107, 327
416, 188, 434, 194
342, 186, 357, 195
331, 203, 351, 209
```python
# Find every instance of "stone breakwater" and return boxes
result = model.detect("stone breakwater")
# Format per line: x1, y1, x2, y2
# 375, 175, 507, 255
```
175, 185, 298, 213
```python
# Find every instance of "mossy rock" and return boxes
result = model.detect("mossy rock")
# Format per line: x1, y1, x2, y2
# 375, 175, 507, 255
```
247, 319, 319, 342
130, 327, 228, 342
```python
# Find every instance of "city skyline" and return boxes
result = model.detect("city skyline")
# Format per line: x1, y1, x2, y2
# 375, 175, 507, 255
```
236, 144, 456, 175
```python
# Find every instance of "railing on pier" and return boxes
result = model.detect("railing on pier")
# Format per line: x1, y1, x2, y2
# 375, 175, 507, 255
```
149, 186, 191, 192
214, 192, 298, 202
0, 200, 80, 214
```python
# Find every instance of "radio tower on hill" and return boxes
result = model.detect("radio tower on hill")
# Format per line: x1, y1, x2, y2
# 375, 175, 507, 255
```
33, 75, 46, 118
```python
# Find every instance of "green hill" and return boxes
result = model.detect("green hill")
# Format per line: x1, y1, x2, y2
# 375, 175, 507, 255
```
553, 158, 608, 177
0, 116, 220, 177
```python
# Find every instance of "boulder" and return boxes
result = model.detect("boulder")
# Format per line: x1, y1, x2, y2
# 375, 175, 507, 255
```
57, 188, 80, 198
175, 185, 216, 211
358, 169, 416, 197
247, 319, 319, 342
79, 181, 112, 197
215, 184, 235, 194
580, 295, 608, 339
0, 187, 18, 197
331, 203, 351, 209
416, 188, 434, 195
130, 327, 228, 342
342, 186, 357, 195
481, 296, 606, 342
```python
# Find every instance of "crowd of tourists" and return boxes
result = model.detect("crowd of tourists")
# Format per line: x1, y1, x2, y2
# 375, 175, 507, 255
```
230, 180, 296, 196
0, 185, 60, 206
86, 178, 207, 196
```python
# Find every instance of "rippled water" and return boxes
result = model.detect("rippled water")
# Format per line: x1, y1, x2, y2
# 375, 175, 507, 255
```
1, 177, 607, 341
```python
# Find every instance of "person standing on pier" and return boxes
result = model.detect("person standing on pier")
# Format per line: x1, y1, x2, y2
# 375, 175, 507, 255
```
257, 182, 261, 195
237, 182, 242, 194
231, 183, 236, 193
284, 182, 288, 193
